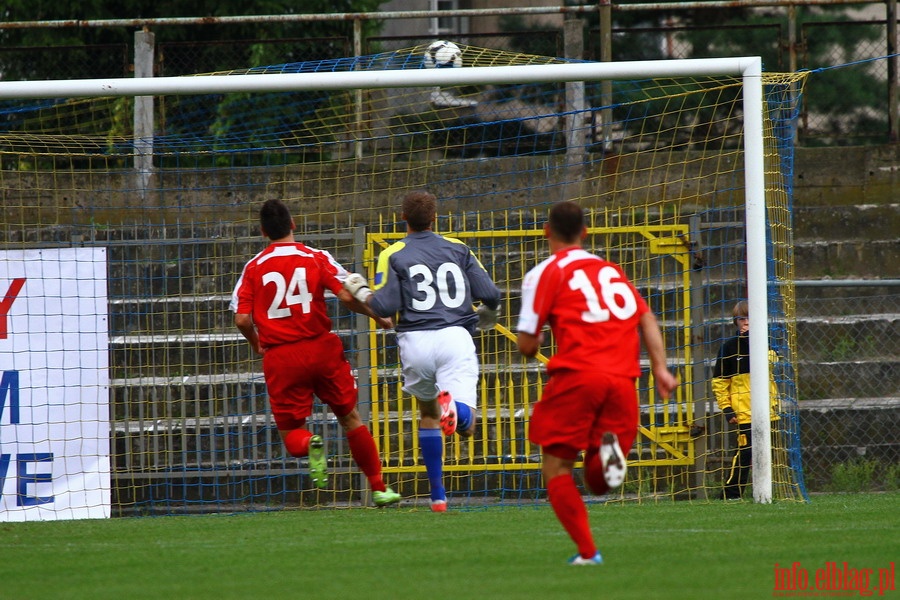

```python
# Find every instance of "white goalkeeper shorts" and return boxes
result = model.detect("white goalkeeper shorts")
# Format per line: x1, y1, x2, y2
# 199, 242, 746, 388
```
397, 326, 478, 409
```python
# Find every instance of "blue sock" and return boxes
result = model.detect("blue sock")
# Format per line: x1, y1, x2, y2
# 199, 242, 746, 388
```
419, 427, 445, 502
456, 402, 472, 432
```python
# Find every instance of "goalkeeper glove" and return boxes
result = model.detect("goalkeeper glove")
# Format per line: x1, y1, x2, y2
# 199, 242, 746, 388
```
344, 273, 373, 302
476, 304, 500, 330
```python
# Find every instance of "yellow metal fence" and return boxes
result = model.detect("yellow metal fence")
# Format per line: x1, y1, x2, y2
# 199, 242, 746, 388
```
362, 221, 696, 478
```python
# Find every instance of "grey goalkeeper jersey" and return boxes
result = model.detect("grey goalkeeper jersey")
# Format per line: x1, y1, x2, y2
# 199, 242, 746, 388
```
369, 230, 501, 334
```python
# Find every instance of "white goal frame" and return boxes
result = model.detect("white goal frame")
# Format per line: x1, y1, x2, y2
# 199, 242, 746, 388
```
0, 56, 776, 503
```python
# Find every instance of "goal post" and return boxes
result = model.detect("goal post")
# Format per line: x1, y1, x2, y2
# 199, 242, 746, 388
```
0, 49, 803, 517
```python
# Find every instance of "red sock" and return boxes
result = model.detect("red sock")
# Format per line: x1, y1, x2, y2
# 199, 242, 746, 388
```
283, 429, 312, 457
583, 451, 610, 496
547, 474, 596, 559
347, 425, 386, 493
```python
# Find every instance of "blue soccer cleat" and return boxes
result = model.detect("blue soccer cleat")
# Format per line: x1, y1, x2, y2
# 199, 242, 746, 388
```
568, 552, 604, 566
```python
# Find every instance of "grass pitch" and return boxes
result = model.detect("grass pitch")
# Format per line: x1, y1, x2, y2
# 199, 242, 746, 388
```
1, 493, 897, 600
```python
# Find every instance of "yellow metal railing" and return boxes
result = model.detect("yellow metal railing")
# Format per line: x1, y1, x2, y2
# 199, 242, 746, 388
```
364, 220, 695, 473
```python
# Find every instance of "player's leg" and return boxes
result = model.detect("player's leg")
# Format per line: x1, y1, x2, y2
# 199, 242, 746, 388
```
264, 343, 326, 488
543, 448, 601, 565
397, 331, 446, 511
583, 374, 638, 495
418, 398, 447, 511
735, 425, 753, 497
434, 327, 479, 438
315, 335, 399, 505
722, 429, 746, 499
723, 451, 742, 499
335, 408, 400, 506
529, 374, 601, 564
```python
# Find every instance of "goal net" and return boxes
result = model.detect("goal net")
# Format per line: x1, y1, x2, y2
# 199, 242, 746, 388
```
0, 44, 808, 519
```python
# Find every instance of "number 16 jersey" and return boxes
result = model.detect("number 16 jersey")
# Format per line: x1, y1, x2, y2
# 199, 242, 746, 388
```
517, 247, 649, 377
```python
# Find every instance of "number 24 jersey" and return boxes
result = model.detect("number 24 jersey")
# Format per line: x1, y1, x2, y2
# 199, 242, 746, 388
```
517, 247, 649, 377
230, 242, 347, 348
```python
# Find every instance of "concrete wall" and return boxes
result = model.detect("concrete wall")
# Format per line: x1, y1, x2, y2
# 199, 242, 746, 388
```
1, 144, 897, 228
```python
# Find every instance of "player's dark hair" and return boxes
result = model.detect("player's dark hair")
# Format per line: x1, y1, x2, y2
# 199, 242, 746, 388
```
548, 200, 584, 242
260, 199, 293, 240
402, 190, 437, 231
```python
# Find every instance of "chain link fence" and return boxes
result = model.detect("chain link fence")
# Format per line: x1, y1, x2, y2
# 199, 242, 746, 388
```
795, 288, 899, 492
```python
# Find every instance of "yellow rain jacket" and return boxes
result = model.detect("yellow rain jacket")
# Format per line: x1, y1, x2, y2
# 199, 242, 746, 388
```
711, 332, 780, 424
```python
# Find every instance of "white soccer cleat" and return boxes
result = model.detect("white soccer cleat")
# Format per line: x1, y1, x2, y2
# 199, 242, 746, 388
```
599, 432, 627, 489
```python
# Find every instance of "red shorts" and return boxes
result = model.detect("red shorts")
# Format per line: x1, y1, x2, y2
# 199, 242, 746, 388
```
529, 369, 639, 461
262, 333, 357, 431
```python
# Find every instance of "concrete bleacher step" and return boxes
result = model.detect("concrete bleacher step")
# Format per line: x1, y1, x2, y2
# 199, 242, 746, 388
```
799, 396, 900, 483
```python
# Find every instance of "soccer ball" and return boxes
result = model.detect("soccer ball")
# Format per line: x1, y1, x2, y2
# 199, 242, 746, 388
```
424, 40, 463, 69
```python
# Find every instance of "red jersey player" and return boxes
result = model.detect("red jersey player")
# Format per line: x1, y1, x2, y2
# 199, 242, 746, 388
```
230, 199, 401, 507
516, 200, 677, 565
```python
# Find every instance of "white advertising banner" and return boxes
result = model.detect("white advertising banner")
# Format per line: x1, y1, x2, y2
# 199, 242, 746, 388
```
0, 247, 110, 521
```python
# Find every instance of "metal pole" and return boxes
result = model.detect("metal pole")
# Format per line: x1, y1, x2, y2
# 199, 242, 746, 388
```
888, 0, 898, 142
599, 0, 614, 152
133, 29, 154, 201
353, 18, 365, 160
564, 17, 586, 201
353, 225, 372, 506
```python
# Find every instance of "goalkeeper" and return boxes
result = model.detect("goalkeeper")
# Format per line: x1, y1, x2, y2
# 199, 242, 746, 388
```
712, 300, 780, 500
344, 190, 501, 512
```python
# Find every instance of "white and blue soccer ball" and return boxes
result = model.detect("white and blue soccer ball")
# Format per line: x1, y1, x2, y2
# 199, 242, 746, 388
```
424, 40, 463, 69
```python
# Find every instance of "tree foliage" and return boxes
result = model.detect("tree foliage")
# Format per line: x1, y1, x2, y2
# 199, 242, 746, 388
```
0, 1, 386, 79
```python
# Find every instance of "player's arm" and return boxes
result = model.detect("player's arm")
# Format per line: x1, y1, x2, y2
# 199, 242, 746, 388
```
516, 268, 546, 357
516, 331, 543, 358
337, 287, 393, 330
768, 349, 781, 416
234, 313, 263, 356
639, 311, 678, 400
464, 246, 501, 310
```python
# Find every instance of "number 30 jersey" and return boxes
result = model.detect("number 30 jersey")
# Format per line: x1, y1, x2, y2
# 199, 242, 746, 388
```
517, 247, 649, 377
369, 231, 501, 334
230, 242, 347, 347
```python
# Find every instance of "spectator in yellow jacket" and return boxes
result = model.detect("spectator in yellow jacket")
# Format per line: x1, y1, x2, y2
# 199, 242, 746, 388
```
711, 301, 779, 500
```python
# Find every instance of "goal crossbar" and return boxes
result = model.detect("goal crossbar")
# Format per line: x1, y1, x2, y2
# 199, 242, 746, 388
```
0, 58, 762, 98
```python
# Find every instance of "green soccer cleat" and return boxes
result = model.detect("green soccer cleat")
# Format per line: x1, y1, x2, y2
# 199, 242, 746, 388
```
307, 435, 328, 489
372, 487, 401, 507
